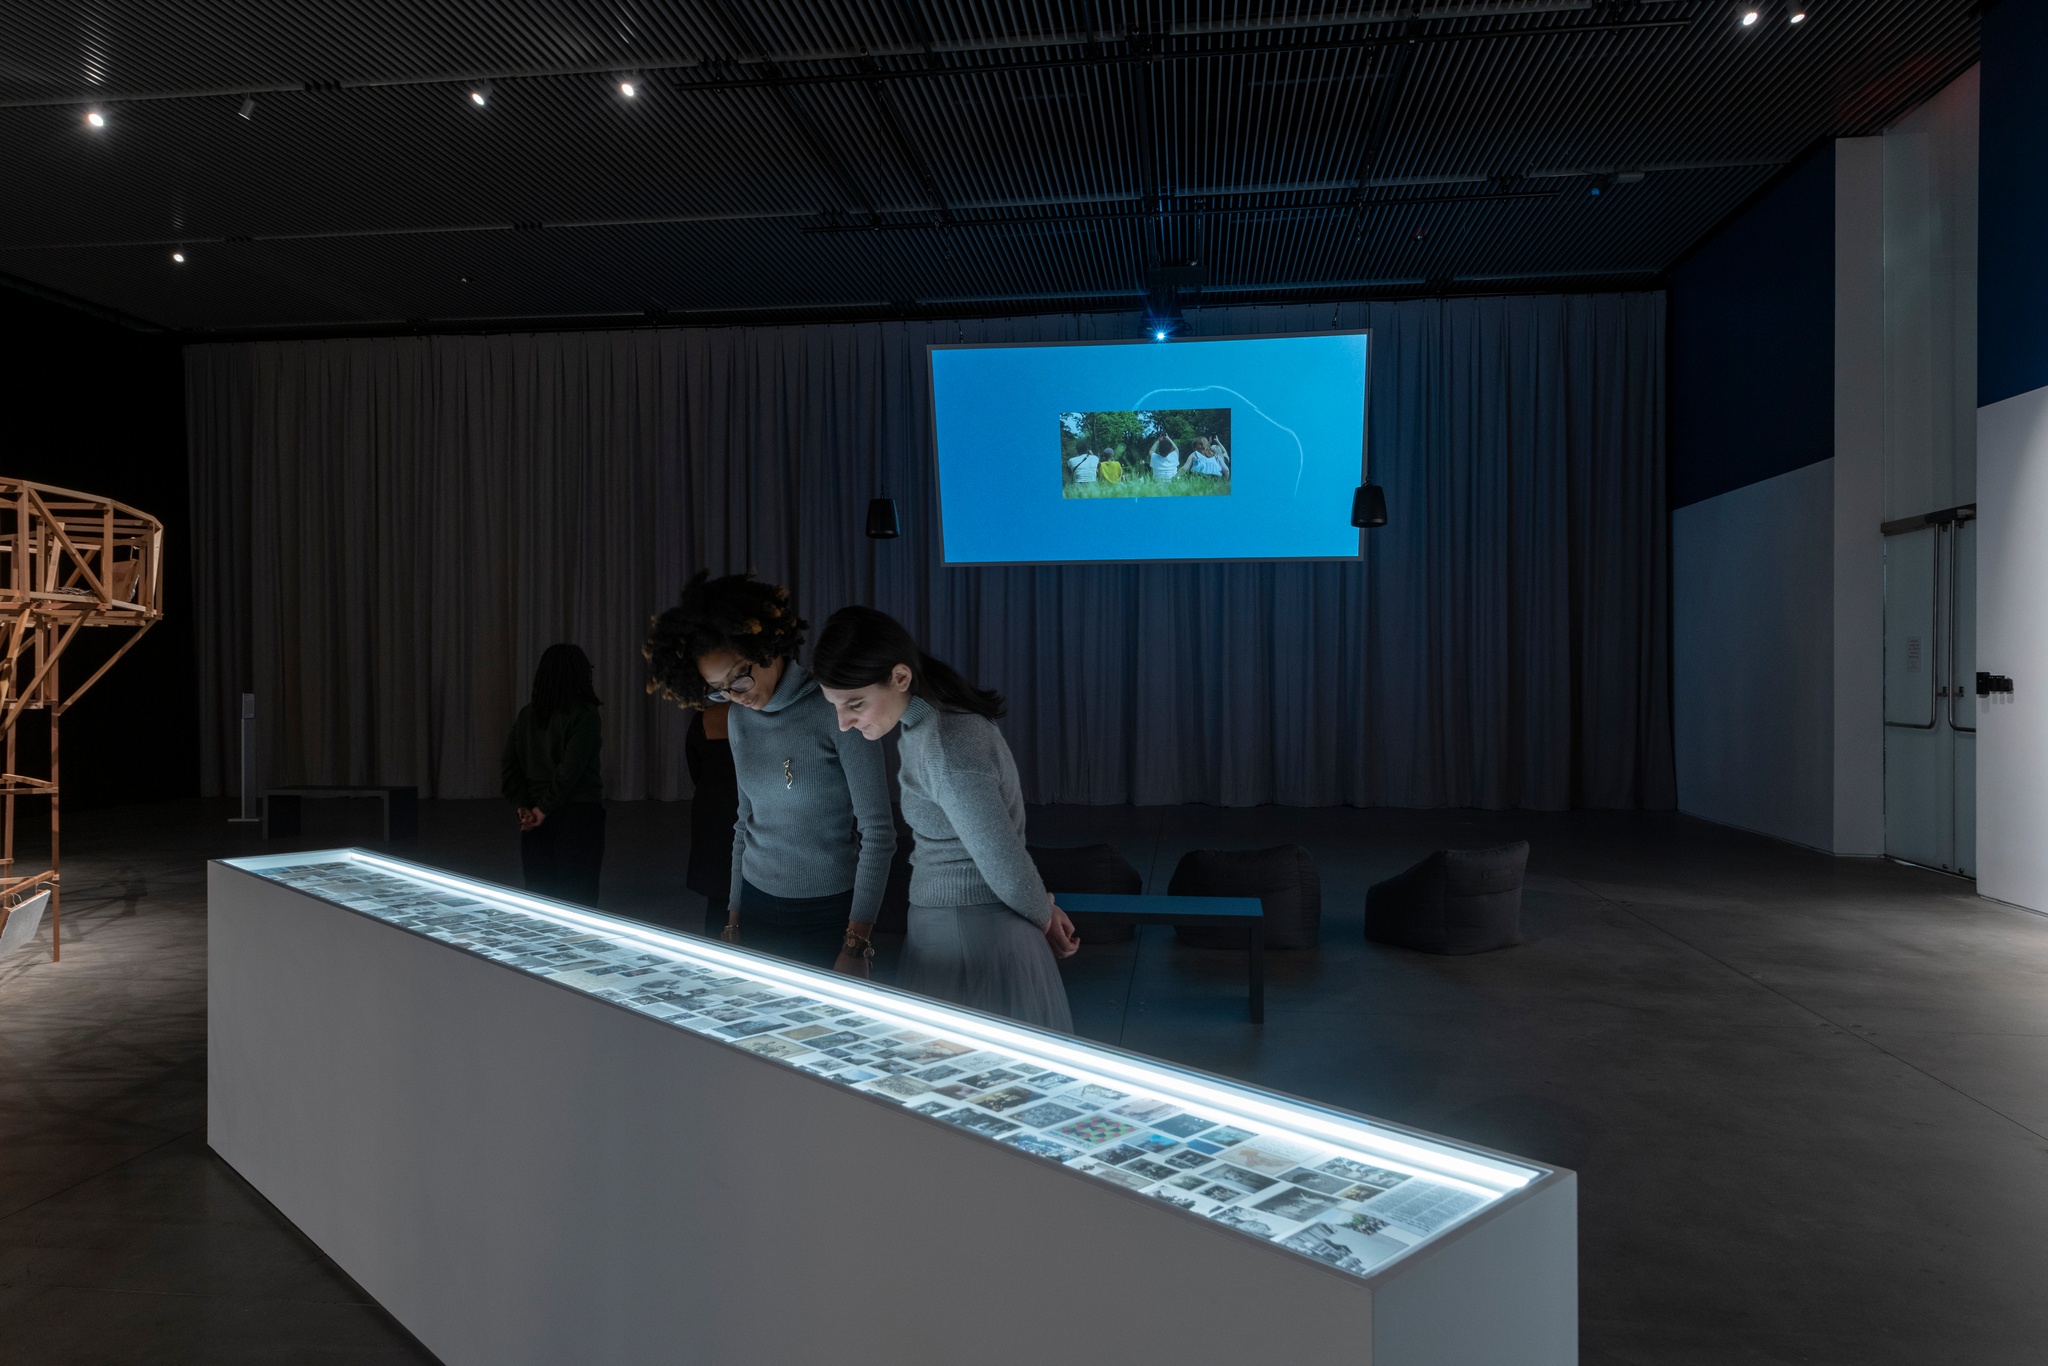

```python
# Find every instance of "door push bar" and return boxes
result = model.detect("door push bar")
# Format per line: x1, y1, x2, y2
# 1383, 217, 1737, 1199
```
1880, 503, 1976, 536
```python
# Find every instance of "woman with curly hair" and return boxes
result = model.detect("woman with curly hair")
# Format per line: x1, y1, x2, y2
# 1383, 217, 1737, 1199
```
644, 572, 895, 974
812, 606, 1076, 1031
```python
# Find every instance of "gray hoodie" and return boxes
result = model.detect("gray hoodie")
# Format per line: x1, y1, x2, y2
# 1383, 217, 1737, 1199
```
728, 661, 895, 923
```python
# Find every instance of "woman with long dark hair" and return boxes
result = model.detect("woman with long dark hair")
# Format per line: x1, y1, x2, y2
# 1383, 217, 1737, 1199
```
501, 643, 606, 904
1147, 432, 1181, 482
812, 607, 1077, 1030
645, 573, 895, 972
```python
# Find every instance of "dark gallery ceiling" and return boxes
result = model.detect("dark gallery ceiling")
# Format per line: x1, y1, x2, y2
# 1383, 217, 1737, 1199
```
0, 1, 1979, 335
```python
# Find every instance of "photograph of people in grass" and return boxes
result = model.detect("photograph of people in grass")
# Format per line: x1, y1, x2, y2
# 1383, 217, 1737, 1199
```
1059, 407, 1232, 499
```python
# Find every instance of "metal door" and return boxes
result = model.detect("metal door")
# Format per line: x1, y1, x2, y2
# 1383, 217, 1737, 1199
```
1949, 518, 1975, 876
1882, 507, 1975, 875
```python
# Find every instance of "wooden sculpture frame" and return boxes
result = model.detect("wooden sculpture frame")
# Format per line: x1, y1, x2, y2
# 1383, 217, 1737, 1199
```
0, 479, 164, 960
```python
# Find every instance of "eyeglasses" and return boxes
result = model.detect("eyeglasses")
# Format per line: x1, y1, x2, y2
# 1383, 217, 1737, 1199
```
706, 665, 756, 703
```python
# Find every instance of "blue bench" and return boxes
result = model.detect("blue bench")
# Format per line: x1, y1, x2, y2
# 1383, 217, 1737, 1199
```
1056, 892, 1266, 1023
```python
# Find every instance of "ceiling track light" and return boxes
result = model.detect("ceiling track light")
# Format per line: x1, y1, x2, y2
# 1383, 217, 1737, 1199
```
1789, 9, 1807, 21
238, 97, 256, 120
1740, 7, 1761, 25
84, 108, 105, 129
171, 251, 186, 264
618, 77, 639, 98
469, 81, 491, 108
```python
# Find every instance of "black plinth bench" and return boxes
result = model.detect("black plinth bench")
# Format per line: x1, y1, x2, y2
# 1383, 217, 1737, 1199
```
263, 787, 420, 842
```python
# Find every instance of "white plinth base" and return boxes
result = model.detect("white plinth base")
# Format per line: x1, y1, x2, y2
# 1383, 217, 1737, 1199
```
210, 859, 1575, 1365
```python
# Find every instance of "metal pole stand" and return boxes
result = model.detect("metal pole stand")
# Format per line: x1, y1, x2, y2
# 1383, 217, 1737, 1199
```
229, 692, 260, 825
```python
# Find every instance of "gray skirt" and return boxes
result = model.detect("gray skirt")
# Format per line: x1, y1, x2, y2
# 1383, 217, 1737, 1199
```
900, 901, 1074, 1034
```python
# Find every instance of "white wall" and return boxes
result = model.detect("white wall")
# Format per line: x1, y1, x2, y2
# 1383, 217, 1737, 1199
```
1673, 90, 1986, 864
1976, 387, 2048, 912
1883, 67, 1979, 522
1672, 137, 1888, 856
1674, 460, 1837, 850
1833, 136, 1887, 856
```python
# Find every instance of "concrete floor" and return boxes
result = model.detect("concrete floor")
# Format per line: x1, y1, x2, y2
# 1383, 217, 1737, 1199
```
3, 797, 2045, 1364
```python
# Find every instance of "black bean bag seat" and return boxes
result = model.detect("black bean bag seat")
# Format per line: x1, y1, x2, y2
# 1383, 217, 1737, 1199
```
1166, 845, 1321, 950
1029, 843, 1144, 944
1364, 842, 1529, 955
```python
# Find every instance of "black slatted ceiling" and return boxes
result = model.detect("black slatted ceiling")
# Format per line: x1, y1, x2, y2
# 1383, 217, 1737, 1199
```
0, 1, 1979, 333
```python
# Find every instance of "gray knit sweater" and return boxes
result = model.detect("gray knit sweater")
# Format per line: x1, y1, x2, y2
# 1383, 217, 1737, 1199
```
728, 662, 896, 923
896, 697, 1050, 927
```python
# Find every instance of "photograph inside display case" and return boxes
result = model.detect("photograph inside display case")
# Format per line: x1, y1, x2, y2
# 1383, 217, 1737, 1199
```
246, 853, 1536, 1280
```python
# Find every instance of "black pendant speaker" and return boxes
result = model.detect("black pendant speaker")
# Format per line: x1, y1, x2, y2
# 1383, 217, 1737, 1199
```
1351, 483, 1388, 529
865, 497, 900, 539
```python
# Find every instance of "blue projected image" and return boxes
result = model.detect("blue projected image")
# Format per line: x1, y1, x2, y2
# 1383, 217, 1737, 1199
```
929, 332, 1369, 565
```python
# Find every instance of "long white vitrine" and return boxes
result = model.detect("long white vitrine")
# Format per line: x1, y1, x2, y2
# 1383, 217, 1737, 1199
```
210, 850, 1576, 1365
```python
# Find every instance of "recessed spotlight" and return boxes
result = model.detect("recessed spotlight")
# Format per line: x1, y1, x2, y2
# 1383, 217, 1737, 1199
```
238, 97, 256, 120
619, 78, 638, 98
1155, 329, 1166, 341
1741, 8, 1760, 25
85, 109, 105, 129
171, 251, 186, 264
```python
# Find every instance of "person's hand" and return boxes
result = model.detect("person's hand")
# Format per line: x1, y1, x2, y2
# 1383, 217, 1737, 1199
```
523, 807, 547, 831
835, 926, 874, 977
1044, 902, 1080, 959
514, 806, 534, 830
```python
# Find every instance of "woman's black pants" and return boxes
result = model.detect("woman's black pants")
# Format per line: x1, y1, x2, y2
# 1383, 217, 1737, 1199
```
723, 880, 855, 968
521, 802, 606, 905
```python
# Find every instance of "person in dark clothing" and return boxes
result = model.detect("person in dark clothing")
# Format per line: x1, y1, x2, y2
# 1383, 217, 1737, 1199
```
501, 643, 605, 904
684, 701, 740, 934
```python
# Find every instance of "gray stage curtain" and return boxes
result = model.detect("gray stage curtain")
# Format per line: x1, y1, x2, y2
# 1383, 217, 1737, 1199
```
187, 294, 1673, 810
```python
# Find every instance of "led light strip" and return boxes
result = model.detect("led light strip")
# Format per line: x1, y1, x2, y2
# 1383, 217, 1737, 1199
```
343, 851, 1536, 1193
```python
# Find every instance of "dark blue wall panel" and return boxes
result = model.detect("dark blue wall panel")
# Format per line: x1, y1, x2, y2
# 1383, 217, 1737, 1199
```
1981, 0, 2048, 406
1668, 146, 1836, 509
